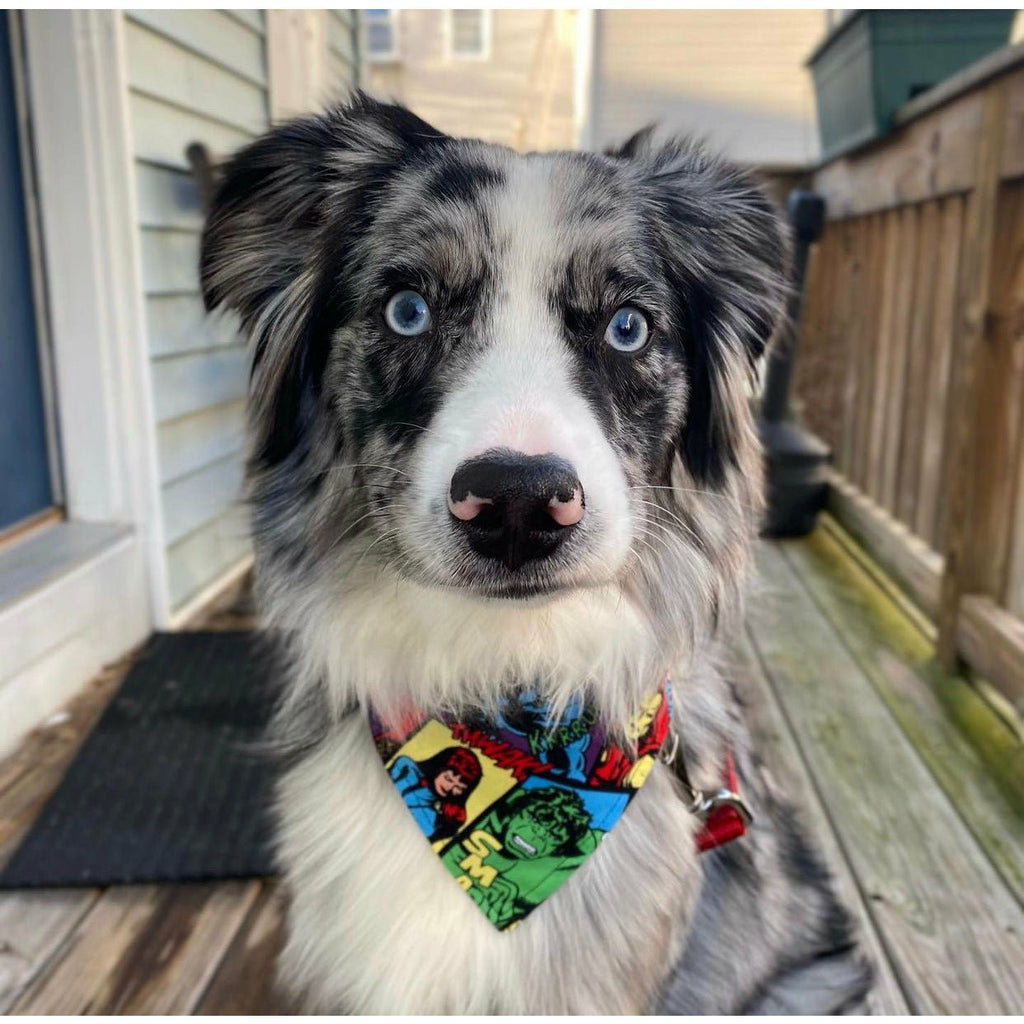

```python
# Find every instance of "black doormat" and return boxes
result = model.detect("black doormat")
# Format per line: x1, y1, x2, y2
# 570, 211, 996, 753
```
0, 631, 281, 888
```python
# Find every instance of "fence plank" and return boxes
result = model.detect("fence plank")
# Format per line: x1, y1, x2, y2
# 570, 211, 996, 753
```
895, 200, 940, 529
852, 216, 884, 491
966, 181, 1024, 601
915, 196, 964, 548
1000, 58, 1024, 181
937, 81, 1009, 669
1008, 400, 1024, 616
865, 212, 901, 505
879, 205, 918, 514
837, 221, 861, 477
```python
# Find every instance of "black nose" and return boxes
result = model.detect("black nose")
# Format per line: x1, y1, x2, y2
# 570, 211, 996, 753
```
448, 448, 584, 570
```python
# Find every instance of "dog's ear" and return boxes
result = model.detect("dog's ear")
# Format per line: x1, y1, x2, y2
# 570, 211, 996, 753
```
610, 132, 788, 487
200, 93, 447, 466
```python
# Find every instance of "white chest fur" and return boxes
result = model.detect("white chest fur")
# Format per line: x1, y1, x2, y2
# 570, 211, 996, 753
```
275, 714, 702, 1013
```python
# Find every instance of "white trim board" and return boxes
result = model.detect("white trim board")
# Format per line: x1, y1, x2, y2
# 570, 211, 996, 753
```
22, 10, 168, 622
0, 524, 149, 757
0, 11, 161, 752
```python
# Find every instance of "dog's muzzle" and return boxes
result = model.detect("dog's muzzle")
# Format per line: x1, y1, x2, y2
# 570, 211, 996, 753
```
448, 448, 584, 570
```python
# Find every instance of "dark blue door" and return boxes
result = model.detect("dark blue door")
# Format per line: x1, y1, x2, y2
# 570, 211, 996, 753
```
0, 15, 54, 532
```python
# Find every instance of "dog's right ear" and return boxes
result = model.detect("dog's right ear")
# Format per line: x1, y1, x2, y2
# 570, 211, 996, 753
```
199, 93, 447, 466
201, 92, 447, 328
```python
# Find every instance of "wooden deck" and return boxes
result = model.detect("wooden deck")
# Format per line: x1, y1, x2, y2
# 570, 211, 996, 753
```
1, 518, 1021, 1014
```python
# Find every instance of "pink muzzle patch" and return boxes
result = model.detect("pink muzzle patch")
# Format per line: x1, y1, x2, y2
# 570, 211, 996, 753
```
548, 488, 585, 526
448, 493, 494, 522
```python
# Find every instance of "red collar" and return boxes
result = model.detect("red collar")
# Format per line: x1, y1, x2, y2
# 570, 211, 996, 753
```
681, 750, 752, 852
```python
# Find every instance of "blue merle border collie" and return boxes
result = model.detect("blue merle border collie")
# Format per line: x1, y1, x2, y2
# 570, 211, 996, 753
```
200, 93, 871, 1014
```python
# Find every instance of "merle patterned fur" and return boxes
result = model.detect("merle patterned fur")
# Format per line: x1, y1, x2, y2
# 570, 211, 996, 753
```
200, 93, 872, 1014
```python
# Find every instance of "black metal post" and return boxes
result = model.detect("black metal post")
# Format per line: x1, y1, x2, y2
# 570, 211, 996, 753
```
757, 189, 831, 538
762, 190, 826, 422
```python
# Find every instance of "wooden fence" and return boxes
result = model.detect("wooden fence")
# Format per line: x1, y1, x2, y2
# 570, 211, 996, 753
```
793, 45, 1024, 707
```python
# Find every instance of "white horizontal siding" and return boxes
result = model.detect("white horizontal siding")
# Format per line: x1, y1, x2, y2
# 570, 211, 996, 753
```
328, 10, 358, 97
145, 296, 243, 359
126, 10, 268, 611
129, 92, 255, 170
162, 451, 246, 545
125, 20, 268, 135
225, 10, 265, 34
140, 227, 202, 294
135, 162, 204, 230
167, 505, 251, 610
150, 346, 249, 424
157, 400, 246, 485
127, 10, 267, 86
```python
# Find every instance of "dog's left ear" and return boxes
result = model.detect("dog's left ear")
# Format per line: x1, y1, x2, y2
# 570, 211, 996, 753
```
611, 132, 789, 486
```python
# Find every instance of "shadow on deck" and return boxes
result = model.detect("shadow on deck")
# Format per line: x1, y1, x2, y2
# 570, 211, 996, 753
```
0, 517, 1021, 1013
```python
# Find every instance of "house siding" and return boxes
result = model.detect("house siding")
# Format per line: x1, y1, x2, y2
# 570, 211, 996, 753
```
124, 10, 360, 614
592, 10, 827, 167
124, 9, 268, 612
364, 10, 577, 151
328, 11, 359, 97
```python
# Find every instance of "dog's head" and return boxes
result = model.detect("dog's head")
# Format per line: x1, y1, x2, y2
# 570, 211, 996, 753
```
201, 94, 786, 717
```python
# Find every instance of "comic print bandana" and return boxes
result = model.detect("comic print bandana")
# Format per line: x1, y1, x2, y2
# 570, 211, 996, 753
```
368, 679, 671, 932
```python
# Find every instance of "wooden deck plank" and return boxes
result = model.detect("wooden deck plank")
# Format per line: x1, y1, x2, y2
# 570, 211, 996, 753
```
195, 881, 297, 1014
782, 522, 1024, 901
727, 637, 911, 1014
0, 889, 99, 1013
12, 880, 261, 1014
2, 548, 1022, 1013
748, 542, 1024, 1014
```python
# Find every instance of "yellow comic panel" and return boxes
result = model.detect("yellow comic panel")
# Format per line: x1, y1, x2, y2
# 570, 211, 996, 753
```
386, 719, 519, 848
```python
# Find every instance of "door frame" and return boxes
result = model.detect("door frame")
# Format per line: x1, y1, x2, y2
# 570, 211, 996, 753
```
0, 10, 164, 753
4, 11, 62, 519
20, 11, 165, 564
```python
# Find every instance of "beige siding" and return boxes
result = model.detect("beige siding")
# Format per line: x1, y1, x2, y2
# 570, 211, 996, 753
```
364, 10, 577, 151
593, 10, 827, 167
125, 10, 269, 611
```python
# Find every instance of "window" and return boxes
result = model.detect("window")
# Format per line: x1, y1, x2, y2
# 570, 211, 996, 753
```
363, 9, 399, 62
447, 10, 490, 61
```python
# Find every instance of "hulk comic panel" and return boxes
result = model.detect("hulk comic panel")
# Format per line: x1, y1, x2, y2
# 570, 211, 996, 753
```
440, 778, 630, 929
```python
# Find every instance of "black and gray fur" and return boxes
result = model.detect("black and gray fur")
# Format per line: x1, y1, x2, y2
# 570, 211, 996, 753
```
200, 94, 871, 1014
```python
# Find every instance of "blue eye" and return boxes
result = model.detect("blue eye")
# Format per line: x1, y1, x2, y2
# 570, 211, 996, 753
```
604, 306, 650, 353
384, 290, 432, 336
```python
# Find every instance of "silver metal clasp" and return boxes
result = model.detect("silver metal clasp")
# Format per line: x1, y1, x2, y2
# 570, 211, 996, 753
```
689, 786, 754, 825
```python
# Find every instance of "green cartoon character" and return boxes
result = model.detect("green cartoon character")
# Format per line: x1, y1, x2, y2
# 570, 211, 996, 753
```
441, 784, 605, 929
